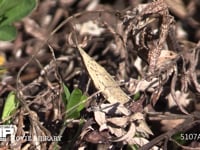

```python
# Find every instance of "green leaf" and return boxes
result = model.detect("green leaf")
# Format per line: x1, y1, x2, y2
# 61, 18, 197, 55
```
0, 0, 18, 16
78, 94, 87, 111
0, 25, 16, 41
133, 92, 140, 101
67, 88, 87, 119
1, 91, 19, 122
67, 89, 84, 109
62, 84, 71, 105
0, 0, 37, 26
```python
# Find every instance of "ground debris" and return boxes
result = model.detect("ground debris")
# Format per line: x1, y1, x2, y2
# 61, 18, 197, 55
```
1, 0, 200, 149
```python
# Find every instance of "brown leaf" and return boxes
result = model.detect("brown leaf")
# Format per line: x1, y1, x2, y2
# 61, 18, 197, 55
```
94, 110, 107, 131
156, 50, 178, 69
134, 78, 159, 94
84, 130, 110, 144
167, 90, 192, 108
75, 21, 105, 36
111, 123, 136, 142
108, 126, 125, 137
130, 113, 153, 137
107, 117, 128, 127
80, 126, 94, 140
136, 119, 153, 137
84, 131, 105, 144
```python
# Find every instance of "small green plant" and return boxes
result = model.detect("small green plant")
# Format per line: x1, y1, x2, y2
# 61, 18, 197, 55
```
62, 84, 87, 119
1, 91, 19, 123
0, 0, 37, 41
133, 91, 141, 101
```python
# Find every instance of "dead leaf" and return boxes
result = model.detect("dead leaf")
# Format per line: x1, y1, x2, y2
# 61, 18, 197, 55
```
84, 131, 107, 144
134, 78, 159, 94
108, 126, 125, 137
94, 110, 107, 131
75, 20, 105, 36
80, 126, 94, 140
157, 50, 178, 69
167, 90, 192, 108
131, 112, 144, 119
111, 123, 136, 142
136, 119, 154, 137
130, 113, 153, 137
107, 117, 128, 127
77, 46, 130, 104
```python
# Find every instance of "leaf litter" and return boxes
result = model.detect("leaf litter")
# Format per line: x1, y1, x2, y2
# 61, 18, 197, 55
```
1, 0, 200, 149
